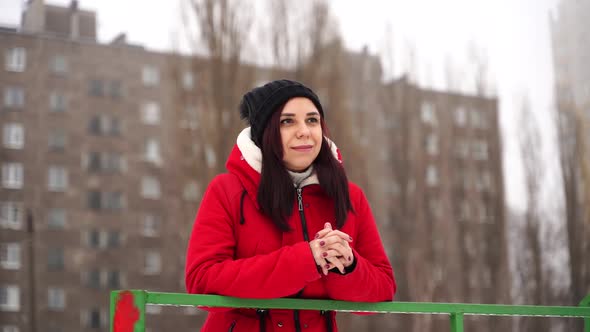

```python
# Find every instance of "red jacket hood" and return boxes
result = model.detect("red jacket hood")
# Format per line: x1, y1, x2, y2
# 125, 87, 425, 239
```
225, 127, 342, 210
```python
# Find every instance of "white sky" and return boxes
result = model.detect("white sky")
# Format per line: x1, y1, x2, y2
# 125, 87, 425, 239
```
0, 0, 561, 214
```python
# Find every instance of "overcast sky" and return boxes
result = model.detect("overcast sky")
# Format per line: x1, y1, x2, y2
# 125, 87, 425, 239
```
0, 0, 561, 213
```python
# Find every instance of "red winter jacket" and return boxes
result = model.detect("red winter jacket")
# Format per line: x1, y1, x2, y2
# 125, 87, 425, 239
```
185, 129, 395, 332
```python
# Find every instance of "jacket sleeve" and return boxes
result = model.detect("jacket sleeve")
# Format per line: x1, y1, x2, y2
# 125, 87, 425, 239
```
185, 175, 321, 298
324, 187, 396, 302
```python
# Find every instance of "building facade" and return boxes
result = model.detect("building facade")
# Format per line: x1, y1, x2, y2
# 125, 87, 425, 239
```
1, 1, 206, 331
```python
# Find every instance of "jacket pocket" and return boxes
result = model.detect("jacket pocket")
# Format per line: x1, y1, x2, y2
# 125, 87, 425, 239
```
228, 320, 236, 332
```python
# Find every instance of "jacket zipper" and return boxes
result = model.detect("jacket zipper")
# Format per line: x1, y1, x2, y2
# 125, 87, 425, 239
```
296, 188, 310, 241
294, 187, 308, 332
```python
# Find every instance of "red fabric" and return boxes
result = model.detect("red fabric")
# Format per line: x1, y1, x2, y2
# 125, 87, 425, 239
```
185, 145, 395, 332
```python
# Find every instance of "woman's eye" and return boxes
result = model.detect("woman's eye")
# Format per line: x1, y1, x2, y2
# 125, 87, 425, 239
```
280, 119, 292, 125
307, 117, 319, 123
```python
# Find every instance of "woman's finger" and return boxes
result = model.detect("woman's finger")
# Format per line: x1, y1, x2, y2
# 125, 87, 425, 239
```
325, 242, 352, 258
313, 222, 334, 239
324, 229, 353, 242
325, 254, 345, 274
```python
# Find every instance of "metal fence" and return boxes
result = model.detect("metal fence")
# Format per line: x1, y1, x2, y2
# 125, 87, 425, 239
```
110, 290, 590, 332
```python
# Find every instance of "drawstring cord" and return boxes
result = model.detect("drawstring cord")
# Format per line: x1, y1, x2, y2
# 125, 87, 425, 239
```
239, 189, 247, 225
257, 309, 267, 332
321, 310, 334, 332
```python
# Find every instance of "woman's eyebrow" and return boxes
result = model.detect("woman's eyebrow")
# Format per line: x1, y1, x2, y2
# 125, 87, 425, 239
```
281, 111, 320, 117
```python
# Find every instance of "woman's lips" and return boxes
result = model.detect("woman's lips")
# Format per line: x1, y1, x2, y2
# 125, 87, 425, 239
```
292, 145, 313, 152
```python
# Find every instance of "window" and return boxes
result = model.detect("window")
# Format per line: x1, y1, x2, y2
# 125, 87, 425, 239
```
141, 176, 161, 199
109, 81, 122, 99
87, 191, 101, 210
87, 152, 124, 173
454, 106, 467, 126
107, 270, 120, 289
47, 288, 65, 310
89, 80, 122, 99
428, 199, 441, 219
50, 55, 67, 74
86, 269, 101, 289
3, 123, 24, 149
87, 230, 100, 249
47, 247, 64, 271
470, 109, 488, 129
473, 141, 489, 160
205, 144, 216, 168
101, 116, 120, 136
183, 181, 200, 201
0, 243, 20, 270
475, 171, 492, 191
5, 48, 26, 72
0, 203, 22, 230
144, 139, 161, 165
3, 87, 24, 108
48, 129, 67, 151
454, 140, 469, 158
87, 153, 101, 171
141, 102, 160, 125
425, 134, 438, 155
102, 192, 124, 210
1, 325, 19, 332
88, 115, 121, 136
142, 214, 160, 237
47, 209, 66, 229
49, 92, 67, 112
107, 231, 120, 248
84, 308, 103, 329
0, 286, 19, 311
478, 202, 494, 224
2, 163, 23, 189
181, 106, 199, 130
144, 251, 161, 275
426, 165, 438, 187
48, 166, 68, 192
458, 201, 471, 221
89, 80, 104, 97
88, 230, 120, 249
142, 66, 160, 86
182, 71, 194, 90
420, 101, 436, 125
87, 191, 125, 211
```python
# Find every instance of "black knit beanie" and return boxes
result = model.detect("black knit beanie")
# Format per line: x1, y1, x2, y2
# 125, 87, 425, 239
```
239, 79, 324, 147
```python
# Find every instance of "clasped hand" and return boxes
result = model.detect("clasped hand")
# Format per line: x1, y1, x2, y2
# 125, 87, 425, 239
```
309, 222, 354, 275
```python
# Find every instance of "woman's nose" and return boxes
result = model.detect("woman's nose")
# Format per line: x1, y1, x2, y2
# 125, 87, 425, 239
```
296, 123, 311, 138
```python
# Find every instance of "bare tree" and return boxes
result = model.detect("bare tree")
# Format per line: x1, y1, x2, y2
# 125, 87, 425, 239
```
182, 0, 255, 177
555, 94, 590, 331
468, 41, 491, 97
515, 96, 546, 331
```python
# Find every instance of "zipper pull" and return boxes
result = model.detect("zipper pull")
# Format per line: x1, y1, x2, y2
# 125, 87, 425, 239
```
297, 188, 303, 211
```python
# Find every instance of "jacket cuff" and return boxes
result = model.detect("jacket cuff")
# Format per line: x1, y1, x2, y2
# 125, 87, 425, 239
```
298, 241, 323, 280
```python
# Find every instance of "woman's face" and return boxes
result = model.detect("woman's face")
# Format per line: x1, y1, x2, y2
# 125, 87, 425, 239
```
279, 97, 323, 172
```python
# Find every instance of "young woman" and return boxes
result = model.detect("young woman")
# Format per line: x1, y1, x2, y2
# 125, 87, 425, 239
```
185, 79, 395, 332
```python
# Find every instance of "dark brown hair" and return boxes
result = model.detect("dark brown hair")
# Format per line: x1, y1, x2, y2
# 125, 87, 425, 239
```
258, 106, 353, 231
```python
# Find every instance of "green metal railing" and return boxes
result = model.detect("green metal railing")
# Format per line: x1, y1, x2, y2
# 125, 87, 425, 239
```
110, 290, 590, 332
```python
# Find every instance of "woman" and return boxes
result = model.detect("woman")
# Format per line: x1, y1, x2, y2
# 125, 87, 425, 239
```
185, 79, 395, 332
